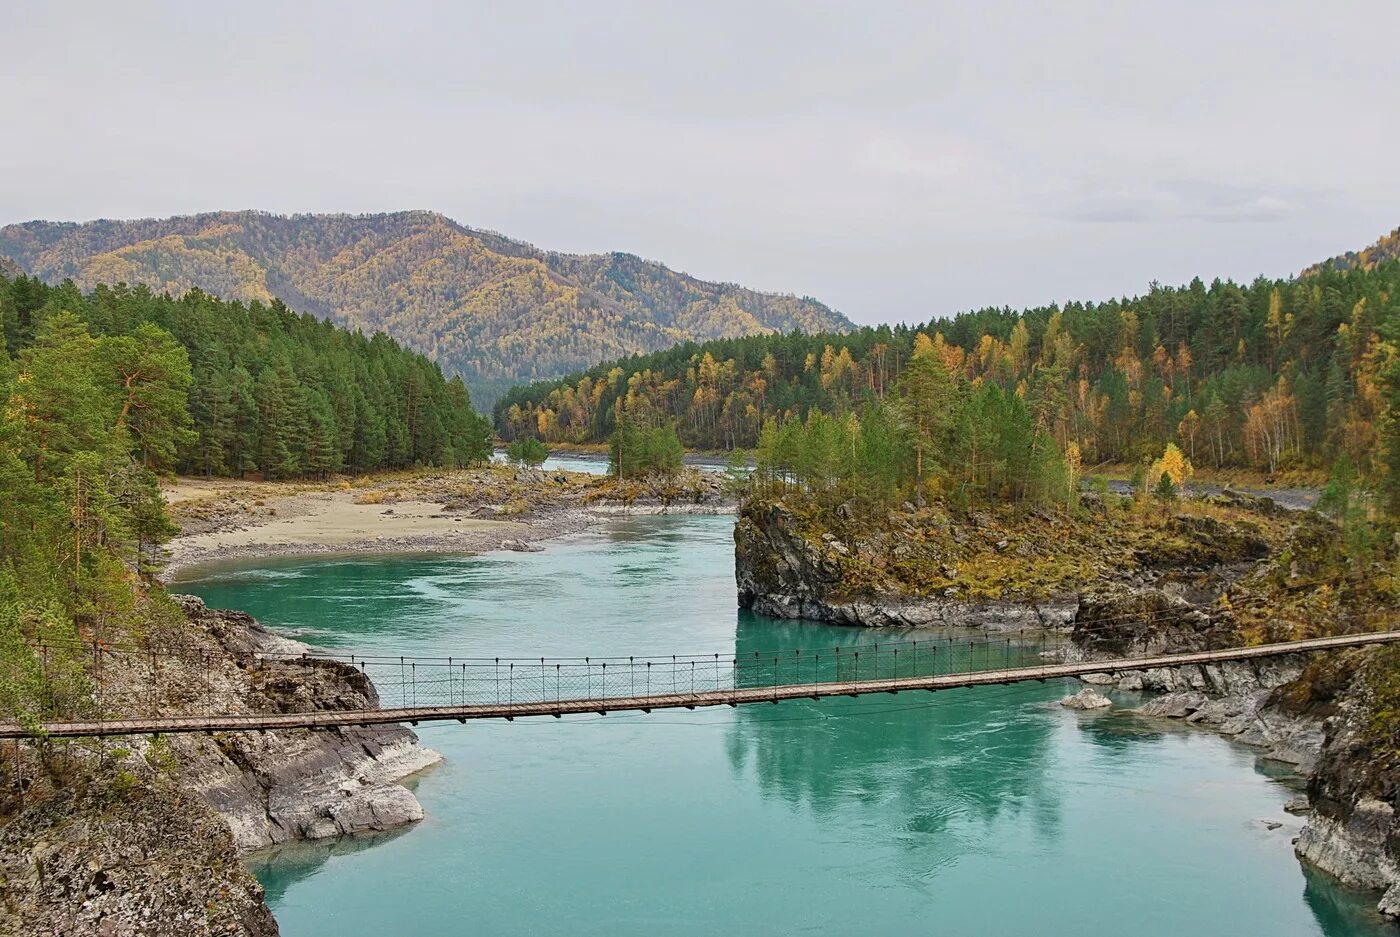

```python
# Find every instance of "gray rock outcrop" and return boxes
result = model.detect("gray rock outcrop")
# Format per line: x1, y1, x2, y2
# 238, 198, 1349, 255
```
1291, 649, 1400, 919
168, 596, 441, 853
0, 783, 279, 937
1060, 688, 1112, 710
734, 499, 1076, 630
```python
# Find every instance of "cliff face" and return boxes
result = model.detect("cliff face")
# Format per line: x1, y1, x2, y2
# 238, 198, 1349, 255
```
0, 597, 440, 933
732, 496, 1273, 631
1294, 648, 1400, 917
0, 783, 279, 936
733, 499, 1078, 629
168, 597, 440, 853
1064, 585, 1322, 768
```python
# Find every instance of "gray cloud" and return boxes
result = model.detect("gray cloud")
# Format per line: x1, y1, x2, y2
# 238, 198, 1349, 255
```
1, 1, 1398, 325
1052, 180, 1308, 225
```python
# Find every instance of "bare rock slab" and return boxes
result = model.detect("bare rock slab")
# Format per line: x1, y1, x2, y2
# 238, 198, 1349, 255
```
1061, 687, 1113, 710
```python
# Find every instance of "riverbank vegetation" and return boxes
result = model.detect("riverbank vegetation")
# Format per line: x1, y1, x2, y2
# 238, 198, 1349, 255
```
0, 266, 495, 749
726, 312, 1399, 638
608, 419, 684, 478
0, 301, 191, 733
505, 436, 548, 468
1, 274, 493, 481
498, 261, 1400, 486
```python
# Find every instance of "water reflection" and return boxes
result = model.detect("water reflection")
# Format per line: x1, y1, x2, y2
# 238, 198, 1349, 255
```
1072, 710, 1171, 752
177, 517, 1399, 937
725, 613, 1069, 876
249, 829, 415, 904
1303, 864, 1395, 934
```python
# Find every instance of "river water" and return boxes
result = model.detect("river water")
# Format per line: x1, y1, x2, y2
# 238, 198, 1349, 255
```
177, 514, 1388, 936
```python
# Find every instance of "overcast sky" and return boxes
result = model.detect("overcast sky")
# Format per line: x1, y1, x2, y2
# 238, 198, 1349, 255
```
4, 1, 1398, 326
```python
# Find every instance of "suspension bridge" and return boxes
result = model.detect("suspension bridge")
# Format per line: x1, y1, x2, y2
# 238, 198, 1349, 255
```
5, 628, 1399, 740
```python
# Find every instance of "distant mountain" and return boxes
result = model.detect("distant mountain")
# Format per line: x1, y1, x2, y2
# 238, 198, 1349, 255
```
0, 211, 851, 406
1305, 226, 1400, 275
0, 255, 18, 279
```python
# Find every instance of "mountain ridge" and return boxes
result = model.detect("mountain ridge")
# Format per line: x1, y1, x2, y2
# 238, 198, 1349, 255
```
0, 210, 851, 405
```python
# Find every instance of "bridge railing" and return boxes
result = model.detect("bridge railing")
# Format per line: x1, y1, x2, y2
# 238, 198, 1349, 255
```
14, 605, 1385, 731
312, 633, 1056, 709
11, 630, 1057, 728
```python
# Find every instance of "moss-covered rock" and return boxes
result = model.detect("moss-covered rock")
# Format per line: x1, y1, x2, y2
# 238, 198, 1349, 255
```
734, 492, 1294, 625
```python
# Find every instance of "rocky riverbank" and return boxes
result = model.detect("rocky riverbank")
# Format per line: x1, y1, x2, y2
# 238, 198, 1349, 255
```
734, 487, 1400, 920
165, 596, 440, 852
1061, 584, 1323, 768
733, 491, 1277, 630
0, 782, 279, 936
0, 595, 441, 934
1062, 586, 1400, 918
1292, 647, 1400, 918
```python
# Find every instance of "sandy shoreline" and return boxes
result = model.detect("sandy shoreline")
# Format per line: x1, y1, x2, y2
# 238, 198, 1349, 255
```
158, 470, 735, 579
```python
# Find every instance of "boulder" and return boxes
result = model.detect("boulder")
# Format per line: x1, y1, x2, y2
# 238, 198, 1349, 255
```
1136, 691, 1209, 719
1061, 687, 1113, 710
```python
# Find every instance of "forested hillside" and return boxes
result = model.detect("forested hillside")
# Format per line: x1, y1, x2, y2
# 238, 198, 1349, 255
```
1306, 227, 1400, 275
497, 258, 1400, 479
0, 211, 851, 406
0, 275, 491, 479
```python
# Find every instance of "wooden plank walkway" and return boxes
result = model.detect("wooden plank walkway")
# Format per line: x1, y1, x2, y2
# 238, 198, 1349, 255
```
6, 630, 1399, 740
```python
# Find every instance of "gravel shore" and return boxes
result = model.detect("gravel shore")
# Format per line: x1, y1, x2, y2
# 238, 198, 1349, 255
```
159, 467, 735, 579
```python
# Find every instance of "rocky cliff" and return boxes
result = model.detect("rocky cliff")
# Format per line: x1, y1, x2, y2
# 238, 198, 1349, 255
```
0, 782, 279, 936
166, 596, 440, 853
734, 499, 1076, 629
1293, 647, 1400, 918
0, 596, 440, 933
733, 495, 1273, 631
1064, 585, 1322, 768
1064, 585, 1400, 918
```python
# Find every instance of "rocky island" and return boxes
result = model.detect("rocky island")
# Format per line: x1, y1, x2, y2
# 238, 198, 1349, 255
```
734, 480, 1400, 918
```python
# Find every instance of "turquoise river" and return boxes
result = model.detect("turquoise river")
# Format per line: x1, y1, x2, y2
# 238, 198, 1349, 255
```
177, 514, 1392, 936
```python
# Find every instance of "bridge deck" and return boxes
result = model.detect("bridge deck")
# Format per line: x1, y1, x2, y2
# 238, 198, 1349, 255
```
5, 630, 1398, 739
